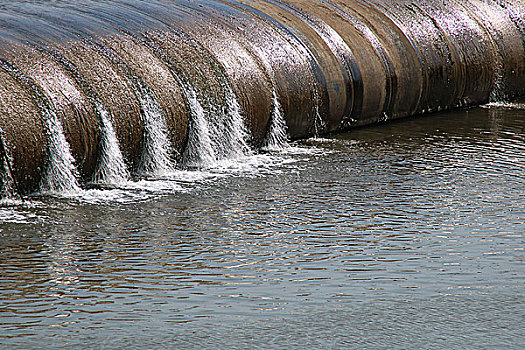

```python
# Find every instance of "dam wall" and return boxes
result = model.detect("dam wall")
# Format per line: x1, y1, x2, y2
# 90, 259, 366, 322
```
1, 0, 524, 196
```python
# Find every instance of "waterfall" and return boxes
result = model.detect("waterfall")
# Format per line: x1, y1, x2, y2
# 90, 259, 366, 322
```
0, 132, 18, 201
39, 110, 82, 195
262, 89, 289, 151
181, 81, 251, 168
489, 55, 506, 103
217, 84, 252, 159
313, 104, 325, 138
312, 89, 326, 138
136, 87, 176, 177
92, 101, 130, 186
181, 85, 217, 168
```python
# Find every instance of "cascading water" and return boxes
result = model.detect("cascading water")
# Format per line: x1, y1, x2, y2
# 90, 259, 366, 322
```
136, 86, 177, 177
215, 83, 252, 159
181, 84, 217, 168
181, 80, 251, 168
39, 110, 82, 195
92, 102, 130, 186
0, 132, 18, 201
313, 91, 326, 138
261, 89, 289, 151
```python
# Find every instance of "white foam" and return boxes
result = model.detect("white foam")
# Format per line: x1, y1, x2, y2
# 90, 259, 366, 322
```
483, 101, 525, 110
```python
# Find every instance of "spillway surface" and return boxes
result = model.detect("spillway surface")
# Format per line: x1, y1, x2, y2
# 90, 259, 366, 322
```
0, 0, 525, 196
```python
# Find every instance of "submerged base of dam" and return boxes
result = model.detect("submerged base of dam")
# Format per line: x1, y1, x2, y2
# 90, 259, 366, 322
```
1, 0, 525, 197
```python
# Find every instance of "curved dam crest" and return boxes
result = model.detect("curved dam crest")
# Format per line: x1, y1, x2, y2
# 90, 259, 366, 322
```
0, 0, 524, 197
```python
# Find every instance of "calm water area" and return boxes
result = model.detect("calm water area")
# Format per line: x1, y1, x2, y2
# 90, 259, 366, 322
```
1, 104, 524, 349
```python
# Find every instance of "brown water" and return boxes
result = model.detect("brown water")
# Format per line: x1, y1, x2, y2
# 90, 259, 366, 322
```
0, 104, 524, 349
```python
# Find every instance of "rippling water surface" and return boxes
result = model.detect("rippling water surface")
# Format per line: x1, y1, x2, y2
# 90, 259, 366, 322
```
1, 105, 524, 349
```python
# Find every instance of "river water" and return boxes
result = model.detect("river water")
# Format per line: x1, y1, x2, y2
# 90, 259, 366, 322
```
1, 104, 524, 349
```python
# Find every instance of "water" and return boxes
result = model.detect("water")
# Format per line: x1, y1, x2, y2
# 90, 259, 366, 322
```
136, 86, 177, 177
0, 105, 524, 349
39, 110, 81, 195
261, 89, 290, 151
91, 102, 130, 186
181, 82, 251, 168
0, 132, 18, 202
181, 83, 219, 168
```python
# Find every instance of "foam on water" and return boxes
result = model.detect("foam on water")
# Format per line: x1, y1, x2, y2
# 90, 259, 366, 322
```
0, 208, 37, 224
39, 110, 82, 195
0, 199, 46, 224
483, 101, 525, 110
92, 101, 130, 186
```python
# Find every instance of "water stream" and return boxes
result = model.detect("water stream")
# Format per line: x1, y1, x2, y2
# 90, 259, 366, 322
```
136, 86, 177, 177
39, 110, 82, 195
91, 101, 130, 186
0, 132, 18, 202
262, 89, 290, 151
0, 1, 524, 348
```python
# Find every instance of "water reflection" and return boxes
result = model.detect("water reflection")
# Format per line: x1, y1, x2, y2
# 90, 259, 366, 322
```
1, 105, 524, 348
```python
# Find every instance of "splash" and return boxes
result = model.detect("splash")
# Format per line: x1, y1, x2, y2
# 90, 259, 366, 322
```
92, 101, 130, 186
181, 84, 217, 168
0, 132, 19, 201
136, 87, 176, 177
39, 110, 82, 195
261, 89, 290, 151
214, 83, 252, 159
312, 87, 326, 138
181, 80, 252, 168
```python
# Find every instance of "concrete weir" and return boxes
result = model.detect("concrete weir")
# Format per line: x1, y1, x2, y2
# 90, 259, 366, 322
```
0, 0, 524, 195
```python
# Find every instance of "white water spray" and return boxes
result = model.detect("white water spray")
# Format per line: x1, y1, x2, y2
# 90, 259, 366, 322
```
182, 85, 217, 168
136, 88, 176, 177
262, 89, 289, 151
312, 89, 326, 138
181, 81, 252, 168
0, 137, 18, 201
39, 110, 82, 194
92, 102, 129, 186
217, 84, 252, 159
